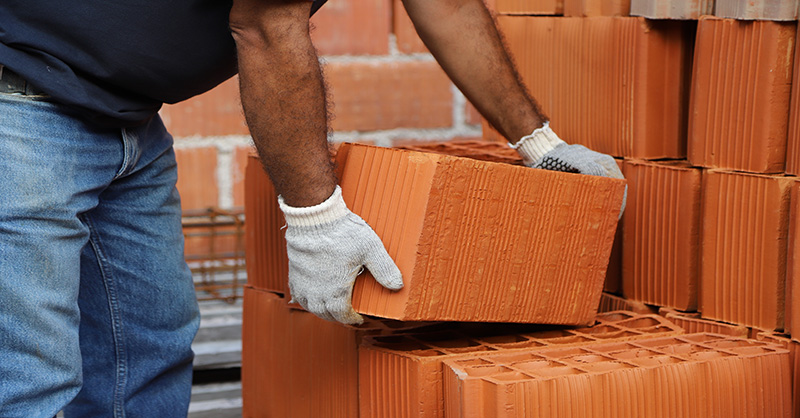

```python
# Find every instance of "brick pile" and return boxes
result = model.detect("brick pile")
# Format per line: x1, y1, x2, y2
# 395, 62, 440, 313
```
239, 0, 800, 416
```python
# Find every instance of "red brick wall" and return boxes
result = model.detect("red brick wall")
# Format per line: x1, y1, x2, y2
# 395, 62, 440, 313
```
161, 0, 482, 211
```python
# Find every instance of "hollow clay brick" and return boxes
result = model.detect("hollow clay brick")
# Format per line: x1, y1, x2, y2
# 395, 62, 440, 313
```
755, 332, 800, 417
337, 143, 625, 323
494, 0, 564, 15
714, 0, 799, 20
688, 18, 796, 173
630, 0, 714, 19
788, 27, 800, 176
700, 170, 795, 330
621, 160, 702, 311
659, 307, 749, 337
563, 0, 631, 16
443, 333, 791, 418
242, 286, 360, 418
395, 141, 523, 165
359, 311, 682, 418
244, 155, 289, 295
597, 292, 656, 314
603, 159, 627, 294
496, 16, 693, 158
787, 183, 800, 338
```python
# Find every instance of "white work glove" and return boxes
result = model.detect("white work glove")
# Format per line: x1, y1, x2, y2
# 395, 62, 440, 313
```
510, 122, 627, 217
278, 185, 403, 325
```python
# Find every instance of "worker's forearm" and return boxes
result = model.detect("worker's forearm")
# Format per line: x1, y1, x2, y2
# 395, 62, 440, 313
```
230, 1, 336, 207
402, 0, 545, 142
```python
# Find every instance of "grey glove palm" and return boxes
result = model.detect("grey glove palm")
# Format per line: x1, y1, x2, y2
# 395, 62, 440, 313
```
279, 186, 403, 325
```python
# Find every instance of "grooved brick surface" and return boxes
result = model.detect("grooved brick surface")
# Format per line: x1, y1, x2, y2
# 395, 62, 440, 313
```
658, 307, 749, 337
309, 0, 391, 55
787, 183, 800, 337
688, 18, 796, 173
598, 292, 657, 314
787, 26, 800, 175
497, 16, 693, 158
242, 286, 359, 418
359, 311, 683, 418
700, 170, 795, 330
630, 0, 714, 19
443, 334, 791, 418
325, 61, 453, 132
244, 155, 289, 295
621, 160, 702, 310
714, 0, 799, 20
494, 0, 564, 15
337, 143, 625, 323
755, 333, 800, 417
563, 0, 631, 16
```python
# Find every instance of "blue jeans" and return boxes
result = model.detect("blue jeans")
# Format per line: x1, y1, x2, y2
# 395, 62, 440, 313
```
0, 92, 200, 417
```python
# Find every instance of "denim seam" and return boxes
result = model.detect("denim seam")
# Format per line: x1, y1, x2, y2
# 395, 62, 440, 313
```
115, 128, 142, 180
81, 214, 128, 418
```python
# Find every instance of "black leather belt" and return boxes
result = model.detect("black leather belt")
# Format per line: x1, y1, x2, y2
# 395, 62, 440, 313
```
0, 65, 48, 96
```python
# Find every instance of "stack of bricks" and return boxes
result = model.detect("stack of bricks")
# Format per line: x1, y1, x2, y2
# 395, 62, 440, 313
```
487, 0, 800, 416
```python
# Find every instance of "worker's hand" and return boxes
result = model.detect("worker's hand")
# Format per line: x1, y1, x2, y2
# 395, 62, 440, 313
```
511, 122, 626, 217
278, 185, 403, 325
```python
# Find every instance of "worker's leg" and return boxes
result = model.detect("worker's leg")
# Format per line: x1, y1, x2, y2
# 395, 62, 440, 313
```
62, 115, 200, 418
0, 93, 121, 417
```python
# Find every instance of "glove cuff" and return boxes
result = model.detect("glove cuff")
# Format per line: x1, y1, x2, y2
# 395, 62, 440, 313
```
509, 122, 566, 166
278, 185, 350, 227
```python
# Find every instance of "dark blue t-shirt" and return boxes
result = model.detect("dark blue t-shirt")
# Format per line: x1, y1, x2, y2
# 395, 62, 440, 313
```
0, 0, 327, 127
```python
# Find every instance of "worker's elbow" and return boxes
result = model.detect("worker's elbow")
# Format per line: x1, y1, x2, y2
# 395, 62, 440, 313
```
229, 0, 312, 48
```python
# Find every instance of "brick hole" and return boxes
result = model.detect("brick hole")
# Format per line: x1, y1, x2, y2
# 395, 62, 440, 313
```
511, 359, 563, 372
616, 317, 661, 328
702, 339, 764, 350
564, 354, 615, 364
591, 330, 640, 340
490, 352, 547, 363
462, 365, 514, 377
490, 371, 535, 382
479, 335, 529, 344
634, 337, 686, 348
529, 329, 575, 338
538, 347, 594, 358
579, 361, 636, 373
440, 345, 497, 354
371, 335, 431, 351
588, 342, 640, 353
527, 365, 586, 378
453, 358, 495, 367
415, 331, 466, 343
428, 338, 482, 349
689, 350, 733, 360
409, 349, 448, 357
657, 343, 709, 355
597, 312, 635, 322
491, 340, 547, 349
547, 335, 594, 345
573, 325, 621, 335
610, 348, 662, 360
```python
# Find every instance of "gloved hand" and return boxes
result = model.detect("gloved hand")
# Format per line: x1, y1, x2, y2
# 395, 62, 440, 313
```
510, 122, 626, 216
278, 185, 403, 325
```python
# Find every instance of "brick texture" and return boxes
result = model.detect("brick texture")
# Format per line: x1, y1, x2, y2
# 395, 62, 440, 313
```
392, 0, 428, 53
658, 307, 749, 337
337, 143, 625, 323
161, 77, 248, 137
231, 146, 253, 208
563, 0, 631, 16
443, 334, 791, 418
622, 160, 702, 311
360, 311, 682, 418
786, 26, 800, 175
497, 16, 693, 158
310, 0, 391, 56
688, 18, 796, 173
630, 0, 714, 19
598, 292, 657, 314
325, 61, 453, 132
787, 183, 800, 338
493, 0, 564, 15
175, 147, 218, 210
700, 170, 795, 330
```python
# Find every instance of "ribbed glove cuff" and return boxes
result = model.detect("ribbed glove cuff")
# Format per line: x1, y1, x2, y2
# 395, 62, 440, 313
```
509, 122, 566, 166
278, 185, 350, 228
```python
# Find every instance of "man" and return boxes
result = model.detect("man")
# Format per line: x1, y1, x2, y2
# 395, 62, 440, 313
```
0, 0, 623, 416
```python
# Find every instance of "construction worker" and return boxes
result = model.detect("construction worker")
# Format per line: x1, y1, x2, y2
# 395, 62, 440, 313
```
0, 0, 623, 416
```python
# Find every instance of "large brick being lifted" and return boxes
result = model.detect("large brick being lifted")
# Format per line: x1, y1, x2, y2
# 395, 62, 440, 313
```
335, 143, 625, 323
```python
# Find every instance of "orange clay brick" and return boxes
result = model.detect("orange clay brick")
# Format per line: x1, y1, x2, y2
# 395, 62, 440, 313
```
658, 307, 749, 337
443, 333, 791, 418
630, 0, 714, 19
621, 160, 702, 311
787, 183, 800, 338
242, 286, 433, 418
160, 77, 248, 137
309, 0, 391, 56
395, 141, 523, 165
756, 332, 800, 417
336, 143, 625, 323
392, 0, 428, 54
787, 26, 800, 175
494, 0, 563, 15
496, 16, 693, 158
359, 311, 682, 418
688, 18, 796, 173
175, 147, 218, 211
700, 170, 795, 330
603, 159, 626, 294
563, 0, 631, 16
597, 292, 656, 315
244, 155, 289, 295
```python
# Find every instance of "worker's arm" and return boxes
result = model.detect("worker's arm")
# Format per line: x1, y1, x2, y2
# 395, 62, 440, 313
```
229, 0, 403, 324
402, 0, 625, 191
